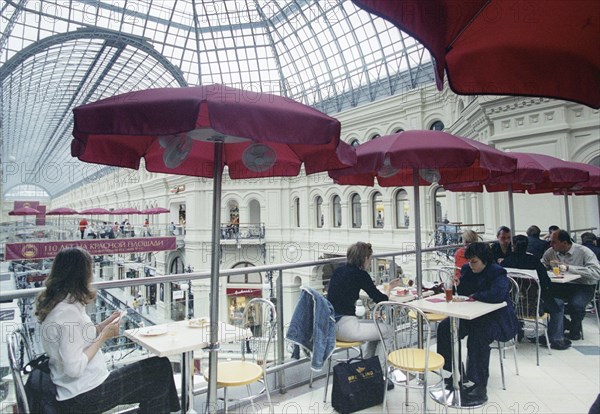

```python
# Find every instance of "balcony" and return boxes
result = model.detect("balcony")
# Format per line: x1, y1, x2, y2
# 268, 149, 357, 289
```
1, 246, 598, 413
220, 222, 265, 246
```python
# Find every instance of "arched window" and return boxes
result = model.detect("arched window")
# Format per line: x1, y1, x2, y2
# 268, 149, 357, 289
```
316, 196, 323, 228
395, 190, 410, 228
228, 262, 262, 284
170, 256, 185, 274
294, 197, 300, 227
248, 199, 260, 224
430, 120, 445, 131
372, 192, 384, 228
350, 139, 360, 147
394, 128, 404, 134
332, 195, 342, 227
370, 133, 381, 140
434, 187, 447, 223
351, 193, 362, 228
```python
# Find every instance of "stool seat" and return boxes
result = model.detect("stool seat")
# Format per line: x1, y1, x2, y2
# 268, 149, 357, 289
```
336, 340, 363, 348
388, 348, 445, 372
205, 360, 263, 387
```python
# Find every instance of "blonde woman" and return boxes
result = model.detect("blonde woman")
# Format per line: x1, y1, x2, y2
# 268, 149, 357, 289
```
36, 247, 180, 413
454, 230, 480, 277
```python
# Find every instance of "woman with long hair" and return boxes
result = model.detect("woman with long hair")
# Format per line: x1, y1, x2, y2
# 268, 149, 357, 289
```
36, 247, 180, 413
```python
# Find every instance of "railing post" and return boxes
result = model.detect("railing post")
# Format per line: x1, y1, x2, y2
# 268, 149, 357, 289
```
276, 269, 286, 393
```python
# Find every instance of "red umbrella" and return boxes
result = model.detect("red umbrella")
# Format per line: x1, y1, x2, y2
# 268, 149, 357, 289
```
8, 206, 41, 226
352, 0, 600, 109
47, 207, 79, 232
445, 153, 590, 232
330, 130, 517, 298
80, 207, 111, 215
8, 207, 41, 216
111, 207, 142, 215
71, 84, 355, 409
46, 207, 79, 215
141, 207, 170, 214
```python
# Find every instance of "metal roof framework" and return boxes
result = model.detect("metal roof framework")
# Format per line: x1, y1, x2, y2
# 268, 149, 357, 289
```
0, 0, 434, 198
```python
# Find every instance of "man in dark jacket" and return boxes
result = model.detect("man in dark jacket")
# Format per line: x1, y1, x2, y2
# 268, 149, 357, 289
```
502, 235, 570, 350
437, 242, 518, 406
526, 225, 549, 261
581, 232, 600, 261
490, 226, 513, 264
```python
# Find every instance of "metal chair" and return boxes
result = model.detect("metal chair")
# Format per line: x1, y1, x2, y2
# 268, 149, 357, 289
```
7, 331, 31, 413
203, 298, 277, 413
490, 275, 520, 390
374, 301, 447, 413
508, 271, 552, 366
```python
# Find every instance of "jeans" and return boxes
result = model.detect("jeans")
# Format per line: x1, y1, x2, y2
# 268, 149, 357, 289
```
546, 298, 565, 342
552, 284, 596, 334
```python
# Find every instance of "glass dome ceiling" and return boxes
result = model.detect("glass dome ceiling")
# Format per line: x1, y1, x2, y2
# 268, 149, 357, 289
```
0, 0, 435, 198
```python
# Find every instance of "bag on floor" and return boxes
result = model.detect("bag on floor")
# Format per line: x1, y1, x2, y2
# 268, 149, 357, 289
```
331, 356, 384, 414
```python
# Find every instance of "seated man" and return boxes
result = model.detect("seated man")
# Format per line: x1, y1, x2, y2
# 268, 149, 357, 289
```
526, 225, 549, 261
490, 226, 513, 264
580, 232, 600, 261
542, 230, 600, 340
437, 243, 518, 406
502, 235, 570, 349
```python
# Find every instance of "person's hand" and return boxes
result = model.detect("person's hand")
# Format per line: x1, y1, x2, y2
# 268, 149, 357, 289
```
99, 321, 121, 341
97, 311, 121, 333
388, 278, 402, 292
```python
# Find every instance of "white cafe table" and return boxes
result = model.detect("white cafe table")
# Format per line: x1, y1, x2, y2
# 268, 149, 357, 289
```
546, 271, 581, 283
409, 293, 506, 408
125, 319, 251, 413
504, 267, 581, 284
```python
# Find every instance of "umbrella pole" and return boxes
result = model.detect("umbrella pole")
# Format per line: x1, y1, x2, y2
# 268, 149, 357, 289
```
508, 185, 516, 234
412, 170, 424, 348
206, 141, 224, 413
563, 191, 571, 234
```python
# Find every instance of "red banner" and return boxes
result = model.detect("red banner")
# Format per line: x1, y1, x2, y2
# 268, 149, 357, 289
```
4, 237, 177, 260
226, 288, 263, 297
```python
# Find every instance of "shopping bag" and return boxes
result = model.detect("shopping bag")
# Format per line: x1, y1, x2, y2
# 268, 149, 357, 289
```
331, 356, 384, 414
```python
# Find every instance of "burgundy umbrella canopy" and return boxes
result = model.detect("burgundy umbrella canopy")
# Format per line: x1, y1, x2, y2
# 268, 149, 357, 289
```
352, 0, 600, 108
141, 207, 170, 215
71, 84, 355, 410
445, 153, 590, 232
111, 207, 142, 215
80, 207, 111, 215
330, 130, 517, 298
46, 207, 79, 215
8, 207, 41, 216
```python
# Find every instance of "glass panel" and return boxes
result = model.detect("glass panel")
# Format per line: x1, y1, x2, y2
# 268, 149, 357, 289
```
316, 196, 323, 228
372, 192, 384, 228
351, 193, 362, 228
332, 195, 342, 227
395, 190, 410, 228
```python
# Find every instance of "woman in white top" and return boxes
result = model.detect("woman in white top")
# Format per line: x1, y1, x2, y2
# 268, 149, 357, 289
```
36, 247, 180, 413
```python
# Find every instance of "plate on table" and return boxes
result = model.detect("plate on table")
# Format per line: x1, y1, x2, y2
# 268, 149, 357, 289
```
391, 288, 411, 296
139, 326, 168, 336
452, 295, 471, 302
188, 318, 210, 328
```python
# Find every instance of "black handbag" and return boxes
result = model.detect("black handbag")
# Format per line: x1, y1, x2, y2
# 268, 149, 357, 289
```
23, 354, 59, 414
331, 356, 384, 414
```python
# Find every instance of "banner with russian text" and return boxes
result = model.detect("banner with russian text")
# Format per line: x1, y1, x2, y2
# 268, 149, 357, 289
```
5, 237, 177, 260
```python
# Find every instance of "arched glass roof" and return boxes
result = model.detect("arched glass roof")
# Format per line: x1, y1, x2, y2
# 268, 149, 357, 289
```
1, 0, 435, 198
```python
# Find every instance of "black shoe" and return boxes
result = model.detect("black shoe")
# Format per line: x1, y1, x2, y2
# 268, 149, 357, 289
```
567, 331, 582, 341
528, 336, 548, 346
386, 379, 395, 391
550, 339, 572, 350
461, 384, 488, 406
